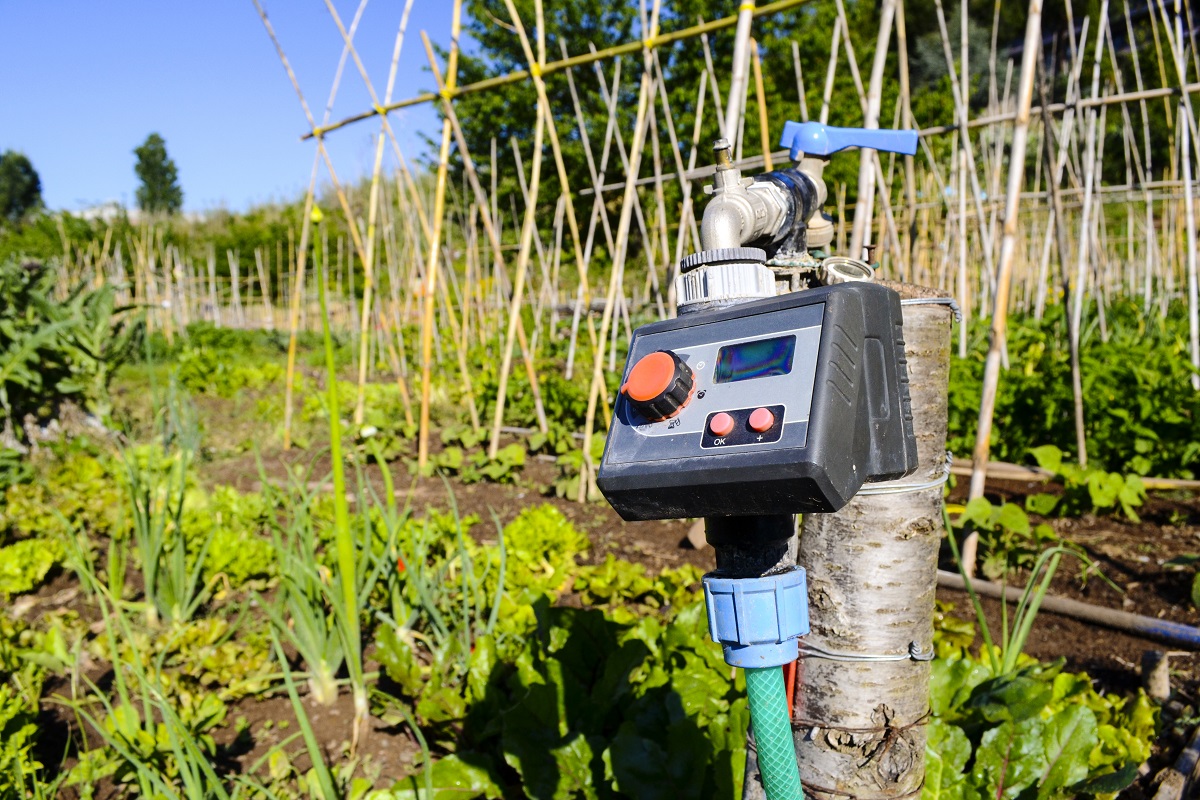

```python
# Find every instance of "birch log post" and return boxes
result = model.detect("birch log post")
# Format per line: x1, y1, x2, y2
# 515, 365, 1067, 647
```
789, 285, 952, 800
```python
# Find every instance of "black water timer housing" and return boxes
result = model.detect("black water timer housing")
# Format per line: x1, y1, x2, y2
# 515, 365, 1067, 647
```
597, 282, 918, 520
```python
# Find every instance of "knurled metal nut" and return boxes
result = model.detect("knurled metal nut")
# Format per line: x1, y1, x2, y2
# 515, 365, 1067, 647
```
679, 247, 768, 274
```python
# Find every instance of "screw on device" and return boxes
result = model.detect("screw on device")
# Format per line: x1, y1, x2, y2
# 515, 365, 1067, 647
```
702, 568, 810, 668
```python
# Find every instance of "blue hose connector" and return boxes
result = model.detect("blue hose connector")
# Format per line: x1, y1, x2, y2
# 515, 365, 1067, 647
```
702, 568, 809, 668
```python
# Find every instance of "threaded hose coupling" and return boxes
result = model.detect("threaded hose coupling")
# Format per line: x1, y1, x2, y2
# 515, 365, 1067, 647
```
702, 568, 809, 668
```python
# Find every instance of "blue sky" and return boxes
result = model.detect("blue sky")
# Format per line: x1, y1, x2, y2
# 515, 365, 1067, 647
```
0, 1, 467, 213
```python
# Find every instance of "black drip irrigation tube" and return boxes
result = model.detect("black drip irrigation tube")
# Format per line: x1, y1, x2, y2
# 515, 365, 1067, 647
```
937, 570, 1200, 649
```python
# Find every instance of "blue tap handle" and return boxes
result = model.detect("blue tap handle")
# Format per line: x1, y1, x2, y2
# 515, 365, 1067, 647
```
779, 121, 918, 161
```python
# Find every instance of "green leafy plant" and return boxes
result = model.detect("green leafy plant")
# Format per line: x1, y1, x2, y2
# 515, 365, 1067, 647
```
373, 503, 511, 735
947, 505, 1103, 677
441, 423, 487, 450
949, 301, 1200, 478
956, 498, 1065, 581
121, 401, 216, 627
421, 441, 526, 484
1, 446, 120, 541
108, 617, 274, 706
574, 555, 703, 621
924, 649, 1157, 800
0, 447, 30, 492
179, 485, 274, 589
0, 259, 140, 435
174, 346, 283, 397
65, 597, 233, 799
0, 683, 44, 799
464, 443, 525, 484
931, 600, 976, 659
413, 602, 747, 798
369, 502, 754, 797
1025, 445, 1147, 521
0, 537, 63, 596
940, 505, 1148, 797
262, 475, 349, 708
551, 432, 606, 500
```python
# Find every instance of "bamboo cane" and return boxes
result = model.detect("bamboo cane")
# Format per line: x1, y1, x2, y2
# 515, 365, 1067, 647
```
1182, 105, 1199, 389
494, 1, 603, 436
580, 0, 662, 501
422, 39, 548, 437
252, 0, 385, 449
791, 40, 808, 121
254, 248, 275, 329
725, 1, 756, 152
415, 2, 464, 470
848, 0, 897, 260
303, 0, 813, 142
931, 0, 998, 285
966, 0, 1044, 516
750, 39, 773, 171
227, 250, 243, 328
281, 158, 320, 451
1065, 2, 1111, 469
896, 0, 918, 280
486, 87, 545, 455
206, 245, 220, 327
819, 20, 841, 126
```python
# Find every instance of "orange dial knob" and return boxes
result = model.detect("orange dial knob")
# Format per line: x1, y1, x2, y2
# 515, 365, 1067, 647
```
621, 350, 694, 420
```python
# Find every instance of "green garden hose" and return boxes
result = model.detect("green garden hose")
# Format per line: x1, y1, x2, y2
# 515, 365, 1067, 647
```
745, 666, 804, 800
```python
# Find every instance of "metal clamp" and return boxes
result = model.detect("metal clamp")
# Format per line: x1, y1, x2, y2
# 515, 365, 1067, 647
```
797, 640, 935, 663
900, 295, 962, 322
856, 452, 952, 496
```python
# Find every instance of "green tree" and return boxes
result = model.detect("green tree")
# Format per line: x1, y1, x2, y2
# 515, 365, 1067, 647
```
0, 151, 43, 226
134, 133, 183, 215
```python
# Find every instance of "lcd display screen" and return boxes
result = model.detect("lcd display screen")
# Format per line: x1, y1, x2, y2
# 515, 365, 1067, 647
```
713, 335, 797, 383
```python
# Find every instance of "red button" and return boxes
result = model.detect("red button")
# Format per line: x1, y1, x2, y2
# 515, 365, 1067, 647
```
709, 412, 735, 437
748, 407, 775, 432
624, 351, 676, 402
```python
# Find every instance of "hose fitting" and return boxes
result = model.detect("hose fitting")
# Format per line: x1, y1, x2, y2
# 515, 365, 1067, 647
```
702, 568, 809, 668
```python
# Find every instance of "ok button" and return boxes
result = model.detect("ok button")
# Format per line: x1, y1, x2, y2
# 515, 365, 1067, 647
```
708, 412, 735, 437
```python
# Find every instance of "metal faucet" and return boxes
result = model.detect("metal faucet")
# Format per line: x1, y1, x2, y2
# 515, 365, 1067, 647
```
677, 121, 919, 312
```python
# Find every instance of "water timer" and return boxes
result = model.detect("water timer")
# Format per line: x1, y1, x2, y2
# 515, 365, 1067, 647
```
597, 281, 918, 520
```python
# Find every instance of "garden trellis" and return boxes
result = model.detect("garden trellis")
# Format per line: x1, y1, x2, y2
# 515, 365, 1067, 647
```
46, 0, 1200, 508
